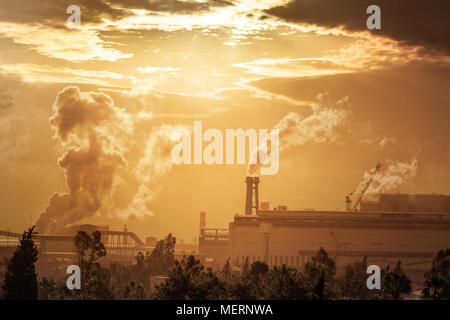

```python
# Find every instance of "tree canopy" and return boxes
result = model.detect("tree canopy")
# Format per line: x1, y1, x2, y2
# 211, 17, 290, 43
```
2, 226, 38, 300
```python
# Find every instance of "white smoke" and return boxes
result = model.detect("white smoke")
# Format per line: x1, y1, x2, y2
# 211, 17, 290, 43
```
247, 94, 350, 176
117, 124, 188, 219
357, 158, 418, 196
36, 86, 186, 233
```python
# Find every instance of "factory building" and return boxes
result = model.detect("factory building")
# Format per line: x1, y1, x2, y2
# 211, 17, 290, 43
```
199, 177, 450, 287
360, 193, 450, 213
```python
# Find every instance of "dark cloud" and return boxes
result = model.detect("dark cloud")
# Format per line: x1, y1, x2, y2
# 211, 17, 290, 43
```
110, 0, 234, 14
0, 0, 234, 28
0, 0, 130, 26
266, 0, 450, 54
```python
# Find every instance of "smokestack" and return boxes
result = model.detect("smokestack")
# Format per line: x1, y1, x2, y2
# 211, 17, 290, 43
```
245, 176, 260, 215
199, 212, 206, 232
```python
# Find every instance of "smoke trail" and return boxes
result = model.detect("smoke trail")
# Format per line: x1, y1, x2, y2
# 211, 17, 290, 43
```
36, 86, 189, 232
36, 86, 131, 234
247, 95, 350, 176
275, 96, 350, 150
117, 124, 188, 219
357, 158, 418, 196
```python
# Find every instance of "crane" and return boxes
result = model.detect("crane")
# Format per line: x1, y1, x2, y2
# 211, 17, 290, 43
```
347, 163, 382, 212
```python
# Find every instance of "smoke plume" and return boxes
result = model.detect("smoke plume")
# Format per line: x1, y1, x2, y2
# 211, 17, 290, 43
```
36, 86, 131, 233
36, 86, 188, 233
118, 124, 188, 219
357, 158, 418, 196
247, 95, 350, 176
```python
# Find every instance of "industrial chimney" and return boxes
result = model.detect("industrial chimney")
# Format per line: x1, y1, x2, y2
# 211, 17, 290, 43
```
199, 212, 206, 234
245, 176, 260, 215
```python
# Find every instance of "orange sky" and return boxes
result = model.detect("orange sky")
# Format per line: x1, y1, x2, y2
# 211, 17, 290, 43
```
0, 0, 449, 242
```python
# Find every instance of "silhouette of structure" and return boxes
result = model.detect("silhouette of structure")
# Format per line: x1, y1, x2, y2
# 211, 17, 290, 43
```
199, 177, 450, 288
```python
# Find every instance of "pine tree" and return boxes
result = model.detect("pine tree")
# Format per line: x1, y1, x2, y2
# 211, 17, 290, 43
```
2, 226, 38, 300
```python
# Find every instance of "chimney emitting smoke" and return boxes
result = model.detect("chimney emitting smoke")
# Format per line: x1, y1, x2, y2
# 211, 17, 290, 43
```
245, 176, 259, 215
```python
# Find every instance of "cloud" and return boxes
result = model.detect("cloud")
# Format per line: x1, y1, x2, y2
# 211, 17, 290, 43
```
265, 0, 450, 54
137, 66, 181, 75
0, 22, 133, 62
0, 0, 129, 26
233, 57, 352, 78
0, 64, 127, 87
110, 0, 234, 14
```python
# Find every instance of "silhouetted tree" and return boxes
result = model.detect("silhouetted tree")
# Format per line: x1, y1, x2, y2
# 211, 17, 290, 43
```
122, 280, 146, 300
73, 230, 113, 299
145, 233, 176, 276
154, 255, 224, 299
248, 261, 269, 279
382, 261, 411, 300
38, 277, 69, 300
265, 265, 307, 299
228, 261, 270, 299
242, 256, 250, 275
336, 256, 372, 299
422, 249, 450, 299
219, 258, 232, 281
303, 247, 336, 299
74, 230, 106, 280
2, 227, 38, 300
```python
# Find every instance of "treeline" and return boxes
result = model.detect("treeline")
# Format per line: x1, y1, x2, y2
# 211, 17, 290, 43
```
0, 227, 448, 300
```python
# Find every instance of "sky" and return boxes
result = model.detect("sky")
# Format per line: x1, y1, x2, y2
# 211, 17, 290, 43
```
0, 0, 449, 242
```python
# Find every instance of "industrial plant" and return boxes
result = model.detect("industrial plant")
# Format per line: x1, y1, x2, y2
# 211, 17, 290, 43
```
199, 174, 450, 289
1, 168, 450, 292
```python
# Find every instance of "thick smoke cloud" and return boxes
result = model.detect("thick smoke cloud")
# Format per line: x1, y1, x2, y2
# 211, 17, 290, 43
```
36, 86, 130, 234
36, 86, 187, 233
266, 0, 450, 55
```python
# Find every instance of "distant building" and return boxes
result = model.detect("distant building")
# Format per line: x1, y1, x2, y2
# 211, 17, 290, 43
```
361, 193, 450, 213
198, 178, 450, 289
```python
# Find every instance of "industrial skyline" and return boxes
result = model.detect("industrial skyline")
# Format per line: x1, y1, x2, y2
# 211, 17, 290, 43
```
0, 0, 449, 244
